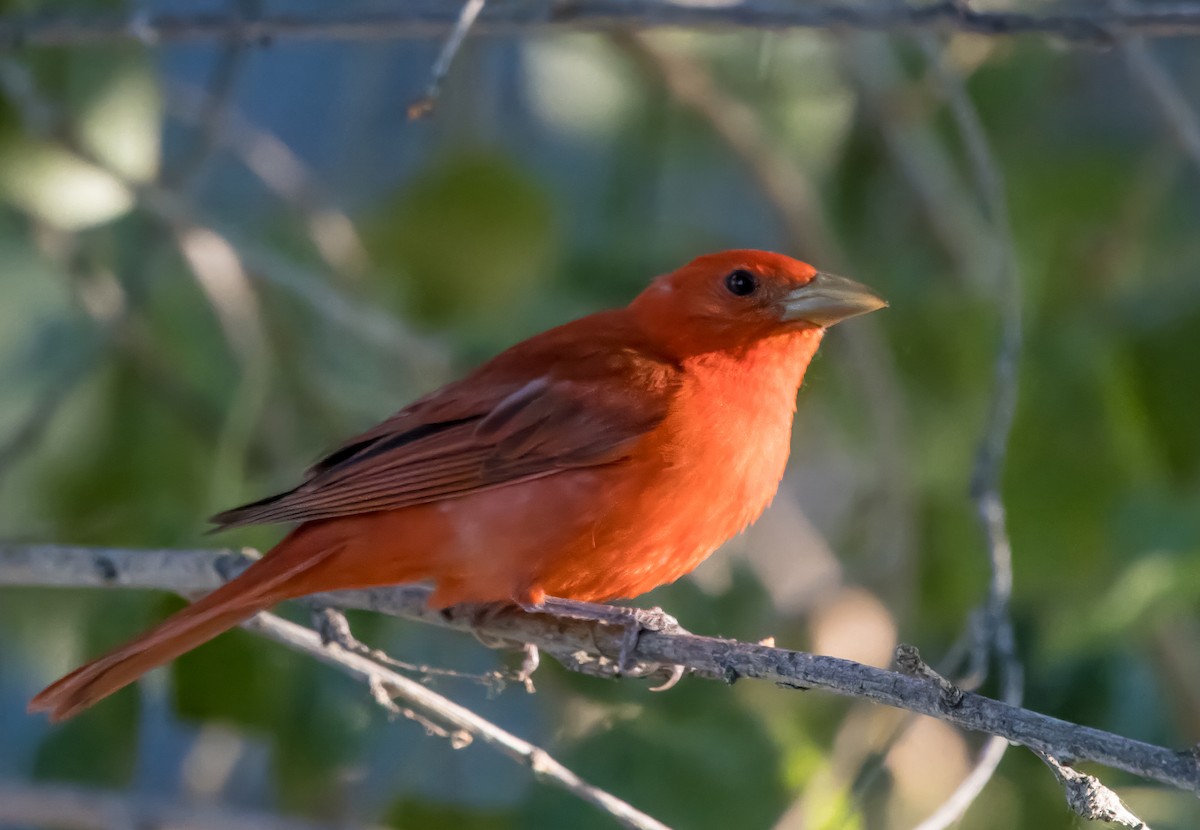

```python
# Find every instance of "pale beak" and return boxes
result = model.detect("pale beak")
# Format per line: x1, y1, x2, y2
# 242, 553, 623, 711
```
781, 272, 888, 327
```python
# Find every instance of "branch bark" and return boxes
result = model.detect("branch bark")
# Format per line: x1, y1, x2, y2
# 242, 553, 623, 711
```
3, 543, 1198, 796
0, 779, 381, 830
2, 3, 1200, 47
1036, 751, 1152, 829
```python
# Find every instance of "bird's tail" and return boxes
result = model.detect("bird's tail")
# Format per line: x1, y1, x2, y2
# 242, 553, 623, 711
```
28, 523, 345, 722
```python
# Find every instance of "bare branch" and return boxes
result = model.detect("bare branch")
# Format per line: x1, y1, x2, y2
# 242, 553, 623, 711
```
0, 778, 378, 830
163, 80, 372, 280
408, 0, 488, 120
616, 31, 837, 263
0, 233, 144, 492
894, 644, 964, 709
914, 737, 1011, 830
0, 57, 448, 378
161, 3, 250, 192
0, 355, 95, 490
3, 543, 1199, 798
2, 3, 1200, 47
908, 31, 1026, 830
246, 611, 672, 830
841, 34, 992, 289
1036, 752, 1153, 829
309, 605, 515, 692
1119, 39, 1200, 172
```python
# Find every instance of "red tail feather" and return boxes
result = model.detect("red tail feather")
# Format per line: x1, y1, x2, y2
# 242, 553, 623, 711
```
29, 524, 344, 722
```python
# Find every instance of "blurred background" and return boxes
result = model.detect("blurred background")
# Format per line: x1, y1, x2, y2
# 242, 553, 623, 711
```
2, 2, 1200, 828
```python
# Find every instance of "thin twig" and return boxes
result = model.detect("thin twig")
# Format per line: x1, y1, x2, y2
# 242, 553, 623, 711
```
244, 611, 672, 830
913, 738, 1011, 830
836, 30, 1020, 821
2, 4, 1200, 46
0, 355, 96, 490
841, 34, 992, 289
164, 80, 372, 280
910, 31, 1025, 830
616, 31, 835, 261
173, 222, 268, 364
3, 543, 1199, 797
926, 25, 1024, 688
0, 230, 141, 492
309, 606, 516, 693
1035, 752, 1152, 829
1119, 37, 1200, 173
162, 0, 253, 191
0, 56, 447, 377
0, 778, 377, 830
894, 645, 964, 709
408, 0, 487, 120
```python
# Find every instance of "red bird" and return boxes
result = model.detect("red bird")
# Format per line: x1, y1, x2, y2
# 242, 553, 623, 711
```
30, 250, 885, 721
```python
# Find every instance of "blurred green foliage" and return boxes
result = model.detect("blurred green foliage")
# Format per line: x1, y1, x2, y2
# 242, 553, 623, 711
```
1, 15, 1200, 830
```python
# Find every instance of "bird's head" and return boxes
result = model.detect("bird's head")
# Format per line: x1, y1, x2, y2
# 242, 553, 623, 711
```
629, 250, 887, 357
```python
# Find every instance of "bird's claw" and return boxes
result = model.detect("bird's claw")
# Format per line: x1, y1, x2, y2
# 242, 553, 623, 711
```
613, 613, 688, 690
649, 662, 686, 692
464, 601, 520, 649
531, 598, 689, 687
311, 606, 357, 649
611, 605, 685, 678
512, 643, 539, 693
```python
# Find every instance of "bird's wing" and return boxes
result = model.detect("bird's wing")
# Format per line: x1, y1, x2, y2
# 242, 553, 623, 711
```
211, 326, 680, 528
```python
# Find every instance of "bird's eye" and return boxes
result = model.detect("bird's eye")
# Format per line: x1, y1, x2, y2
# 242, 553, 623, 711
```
725, 269, 758, 297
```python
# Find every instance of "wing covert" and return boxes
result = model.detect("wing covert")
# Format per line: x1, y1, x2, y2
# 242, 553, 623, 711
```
211, 333, 679, 529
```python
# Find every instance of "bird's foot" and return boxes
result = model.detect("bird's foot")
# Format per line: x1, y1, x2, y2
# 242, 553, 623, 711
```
456, 602, 541, 691
513, 643, 540, 693
311, 606, 363, 650
318, 604, 526, 694
463, 601, 519, 649
525, 597, 689, 689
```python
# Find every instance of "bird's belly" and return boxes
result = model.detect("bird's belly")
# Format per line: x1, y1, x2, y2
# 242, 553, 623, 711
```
337, 427, 787, 606
537, 442, 787, 601
356, 470, 621, 605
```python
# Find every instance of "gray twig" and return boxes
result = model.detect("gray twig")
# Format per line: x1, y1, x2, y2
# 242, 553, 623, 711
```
841, 34, 992, 289
3, 543, 1198, 797
1036, 752, 1153, 829
164, 80, 372, 280
1, 4, 1200, 46
408, 0, 487, 120
0, 232, 144, 493
162, 0, 255, 191
0, 57, 447, 377
309, 605, 517, 693
895, 644, 964, 709
910, 31, 1026, 830
0, 355, 96, 490
0, 778, 378, 830
244, 610, 671, 830
1119, 37, 1200, 173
